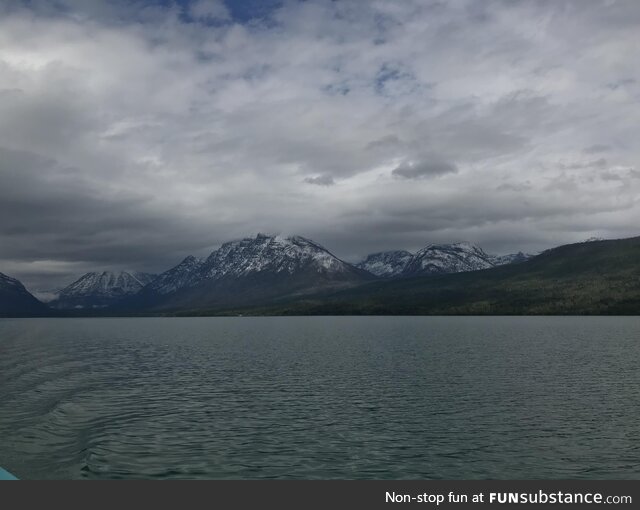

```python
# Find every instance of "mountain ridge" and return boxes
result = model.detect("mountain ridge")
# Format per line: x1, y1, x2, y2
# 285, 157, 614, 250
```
241, 236, 640, 316
50, 270, 158, 309
122, 233, 374, 312
3, 234, 639, 317
356, 243, 532, 278
0, 271, 50, 317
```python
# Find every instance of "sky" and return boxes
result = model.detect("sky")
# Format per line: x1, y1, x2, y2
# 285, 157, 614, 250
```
1, 0, 639, 291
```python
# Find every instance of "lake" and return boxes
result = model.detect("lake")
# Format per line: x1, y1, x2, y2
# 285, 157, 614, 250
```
0, 316, 639, 479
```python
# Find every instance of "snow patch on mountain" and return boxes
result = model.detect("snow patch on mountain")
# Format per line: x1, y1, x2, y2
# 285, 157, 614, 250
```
146, 256, 204, 295
403, 242, 496, 276
490, 252, 533, 266
356, 250, 413, 278
59, 271, 152, 298
145, 234, 366, 298
131, 272, 157, 286
50, 270, 158, 308
201, 234, 350, 279
357, 242, 534, 278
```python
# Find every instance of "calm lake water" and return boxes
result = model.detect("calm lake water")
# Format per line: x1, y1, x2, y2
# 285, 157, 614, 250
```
1, 316, 639, 479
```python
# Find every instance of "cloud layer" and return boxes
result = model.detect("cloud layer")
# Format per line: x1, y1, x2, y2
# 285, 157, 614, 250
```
1, 0, 639, 290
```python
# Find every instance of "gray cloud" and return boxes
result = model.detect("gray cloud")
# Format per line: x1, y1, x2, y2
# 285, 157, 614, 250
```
600, 167, 639, 182
304, 175, 335, 186
583, 144, 611, 154
607, 78, 636, 90
559, 158, 608, 170
392, 159, 458, 180
1, 0, 640, 290
189, 0, 231, 22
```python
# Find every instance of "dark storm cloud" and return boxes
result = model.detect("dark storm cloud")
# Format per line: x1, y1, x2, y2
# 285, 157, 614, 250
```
0, 146, 237, 287
1, 0, 640, 290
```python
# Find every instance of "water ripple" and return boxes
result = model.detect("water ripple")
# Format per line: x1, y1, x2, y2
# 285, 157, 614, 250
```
1, 317, 640, 479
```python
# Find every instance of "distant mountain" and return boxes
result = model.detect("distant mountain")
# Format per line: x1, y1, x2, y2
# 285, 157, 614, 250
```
50, 271, 157, 309
401, 242, 496, 277
357, 243, 531, 279
200, 234, 357, 279
257, 236, 640, 316
144, 255, 204, 295
126, 234, 373, 312
490, 251, 533, 266
0, 272, 49, 317
9, 233, 638, 316
356, 250, 413, 278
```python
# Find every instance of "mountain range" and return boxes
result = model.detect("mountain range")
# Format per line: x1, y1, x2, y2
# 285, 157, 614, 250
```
356, 242, 530, 278
265, 236, 640, 316
121, 234, 373, 312
1, 233, 638, 316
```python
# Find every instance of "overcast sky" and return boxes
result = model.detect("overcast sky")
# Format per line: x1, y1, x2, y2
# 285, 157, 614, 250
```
1, 0, 639, 291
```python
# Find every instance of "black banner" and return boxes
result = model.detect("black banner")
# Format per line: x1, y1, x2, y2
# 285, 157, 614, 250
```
0, 480, 638, 509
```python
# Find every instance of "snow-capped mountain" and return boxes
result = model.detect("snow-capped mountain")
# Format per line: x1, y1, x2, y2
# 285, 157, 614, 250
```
402, 242, 496, 276
0, 272, 48, 316
357, 243, 534, 278
50, 271, 157, 309
145, 255, 204, 295
128, 234, 372, 311
48, 235, 535, 313
200, 234, 355, 280
356, 250, 413, 278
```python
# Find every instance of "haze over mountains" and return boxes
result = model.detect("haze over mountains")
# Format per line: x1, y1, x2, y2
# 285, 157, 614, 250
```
1, 233, 638, 316
0, 272, 49, 317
